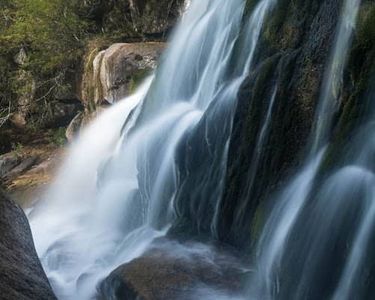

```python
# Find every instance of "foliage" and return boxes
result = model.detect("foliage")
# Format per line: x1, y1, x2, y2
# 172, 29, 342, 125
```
0, 0, 93, 129
49, 127, 67, 146
0, 0, 174, 130
0, 0, 90, 74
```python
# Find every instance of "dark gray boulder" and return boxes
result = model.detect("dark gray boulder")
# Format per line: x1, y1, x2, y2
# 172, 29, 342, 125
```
0, 189, 56, 300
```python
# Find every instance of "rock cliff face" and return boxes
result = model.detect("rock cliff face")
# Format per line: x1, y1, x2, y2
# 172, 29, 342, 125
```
167, 0, 375, 250
218, 0, 345, 247
0, 189, 56, 299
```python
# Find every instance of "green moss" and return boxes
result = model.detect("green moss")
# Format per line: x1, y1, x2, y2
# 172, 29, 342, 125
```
128, 68, 151, 93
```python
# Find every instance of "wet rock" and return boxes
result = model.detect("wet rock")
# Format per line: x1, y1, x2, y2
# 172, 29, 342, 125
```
99, 239, 246, 300
215, 0, 345, 248
0, 189, 56, 299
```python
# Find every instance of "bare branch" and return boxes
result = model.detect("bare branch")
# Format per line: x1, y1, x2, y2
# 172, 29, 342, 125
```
0, 101, 12, 128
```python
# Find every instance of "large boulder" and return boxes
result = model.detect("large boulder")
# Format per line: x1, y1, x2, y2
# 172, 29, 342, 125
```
99, 239, 246, 300
0, 189, 56, 299
82, 42, 165, 106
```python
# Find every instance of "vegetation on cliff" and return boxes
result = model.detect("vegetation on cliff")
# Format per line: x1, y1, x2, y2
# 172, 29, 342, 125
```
0, 0, 88, 127
0, 0, 181, 132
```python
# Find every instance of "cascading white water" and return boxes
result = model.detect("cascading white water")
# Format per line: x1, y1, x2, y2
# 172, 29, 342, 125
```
29, 78, 159, 299
29, 0, 276, 299
248, 0, 363, 299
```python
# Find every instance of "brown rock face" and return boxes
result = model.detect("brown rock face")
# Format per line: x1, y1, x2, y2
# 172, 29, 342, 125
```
0, 189, 56, 300
99, 240, 246, 300
100, 43, 165, 103
81, 42, 165, 106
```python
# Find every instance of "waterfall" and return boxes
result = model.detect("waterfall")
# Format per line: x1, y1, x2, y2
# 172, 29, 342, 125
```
248, 0, 363, 299
29, 0, 276, 299
27, 0, 374, 299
